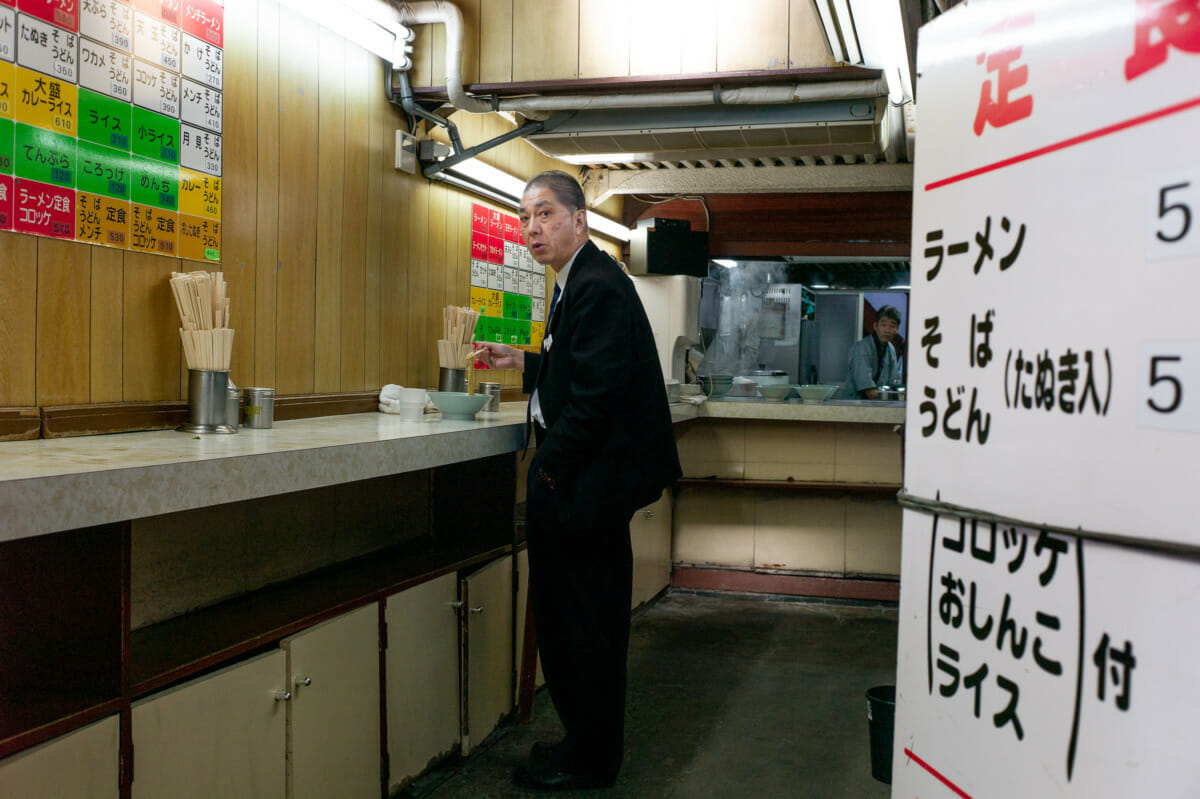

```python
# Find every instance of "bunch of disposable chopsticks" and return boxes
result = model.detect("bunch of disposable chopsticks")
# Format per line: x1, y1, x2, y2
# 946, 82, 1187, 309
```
170, 270, 234, 371
438, 305, 481, 369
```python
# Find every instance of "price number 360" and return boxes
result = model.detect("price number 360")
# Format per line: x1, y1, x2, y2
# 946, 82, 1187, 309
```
1140, 343, 1200, 432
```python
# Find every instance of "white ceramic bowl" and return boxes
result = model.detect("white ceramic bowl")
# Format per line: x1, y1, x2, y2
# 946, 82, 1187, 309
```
428, 391, 490, 420
759, 384, 793, 402
793, 384, 839, 402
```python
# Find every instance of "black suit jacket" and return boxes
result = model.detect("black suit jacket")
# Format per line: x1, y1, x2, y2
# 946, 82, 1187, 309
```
523, 240, 682, 528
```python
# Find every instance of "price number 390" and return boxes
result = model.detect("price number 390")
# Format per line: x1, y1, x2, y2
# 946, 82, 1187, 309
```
1140, 343, 1200, 432
1149, 176, 1200, 259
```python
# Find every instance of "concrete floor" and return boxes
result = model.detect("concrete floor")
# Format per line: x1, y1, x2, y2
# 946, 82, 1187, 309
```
406, 590, 898, 798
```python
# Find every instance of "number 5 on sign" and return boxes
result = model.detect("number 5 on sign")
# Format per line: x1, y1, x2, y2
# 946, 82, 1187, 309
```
1148, 171, 1200, 260
1138, 341, 1200, 433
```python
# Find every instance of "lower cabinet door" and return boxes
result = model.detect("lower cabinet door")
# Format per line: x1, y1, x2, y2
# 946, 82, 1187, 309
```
131, 651, 287, 799
0, 715, 119, 799
515, 548, 545, 697
384, 573, 460, 791
631, 490, 672, 608
283, 604, 381, 799
461, 554, 514, 755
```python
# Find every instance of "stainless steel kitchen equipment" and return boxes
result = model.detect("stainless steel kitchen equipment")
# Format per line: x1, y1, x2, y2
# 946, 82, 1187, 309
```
243, 387, 275, 429
178, 370, 237, 434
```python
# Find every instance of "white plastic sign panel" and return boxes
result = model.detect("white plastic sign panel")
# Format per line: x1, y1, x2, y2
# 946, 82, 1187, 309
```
503, 265, 519, 294
905, 0, 1200, 546
80, 0, 133, 53
179, 76, 219, 132
893, 509, 1200, 798
1, 7, 15, 63
181, 33, 220, 89
179, 123, 220, 175
486, 262, 502, 291
79, 38, 132, 102
133, 10, 180, 72
470, 259, 487, 289
133, 57, 178, 116
17, 13, 77, 82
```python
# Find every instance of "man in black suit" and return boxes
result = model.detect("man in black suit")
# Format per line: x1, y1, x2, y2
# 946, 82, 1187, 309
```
475, 171, 681, 790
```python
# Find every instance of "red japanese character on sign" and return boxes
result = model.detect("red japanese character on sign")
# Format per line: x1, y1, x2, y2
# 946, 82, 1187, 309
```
1124, 0, 1200, 80
973, 13, 1035, 136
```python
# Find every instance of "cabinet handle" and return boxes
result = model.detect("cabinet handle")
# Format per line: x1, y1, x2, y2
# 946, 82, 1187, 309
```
446, 601, 464, 608
294, 676, 312, 687
272, 690, 292, 702
642, 509, 655, 518
469, 605, 484, 613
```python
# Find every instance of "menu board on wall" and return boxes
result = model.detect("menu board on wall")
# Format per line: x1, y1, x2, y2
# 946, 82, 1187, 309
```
0, 0, 223, 261
894, 1, 1200, 797
468, 202, 547, 354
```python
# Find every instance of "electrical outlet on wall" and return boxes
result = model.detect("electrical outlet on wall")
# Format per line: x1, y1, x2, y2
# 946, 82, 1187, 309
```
395, 130, 417, 174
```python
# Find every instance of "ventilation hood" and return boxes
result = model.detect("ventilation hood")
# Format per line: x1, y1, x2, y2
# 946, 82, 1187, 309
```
524, 99, 884, 166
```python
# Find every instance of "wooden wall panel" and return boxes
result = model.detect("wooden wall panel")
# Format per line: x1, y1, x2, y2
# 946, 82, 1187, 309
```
315, 29, 347, 393
0, 234, 38, 406
224, 0, 259, 384
275, 11, 319, 395
340, 45, 371, 392
122, 251, 182, 401
378, 119, 410, 388
513, 0, 579, 82
459, 0, 482, 86
36, 240, 91, 405
580, 0, 629, 78
363, 53, 386, 390
630, 1, 683, 76
409, 24, 435, 87
405, 179, 430, 388
479, 0, 513, 84
790, 0, 836, 67
426, 182, 448, 381
718, 0, 790, 71
254, 0, 280, 390
89, 247, 124, 403
679, 0, 718, 74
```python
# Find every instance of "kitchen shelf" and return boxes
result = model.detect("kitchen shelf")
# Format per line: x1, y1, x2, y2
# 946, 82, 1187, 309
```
130, 536, 512, 697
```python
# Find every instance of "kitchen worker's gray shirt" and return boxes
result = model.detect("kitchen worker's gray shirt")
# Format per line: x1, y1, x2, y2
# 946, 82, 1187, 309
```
839, 335, 900, 399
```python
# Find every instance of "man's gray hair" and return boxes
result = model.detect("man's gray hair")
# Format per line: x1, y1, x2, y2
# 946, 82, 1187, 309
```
876, 305, 902, 324
525, 170, 587, 220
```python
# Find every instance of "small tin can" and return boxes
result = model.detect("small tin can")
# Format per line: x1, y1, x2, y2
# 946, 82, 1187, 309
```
226, 384, 241, 429
243, 387, 275, 429
478, 382, 502, 416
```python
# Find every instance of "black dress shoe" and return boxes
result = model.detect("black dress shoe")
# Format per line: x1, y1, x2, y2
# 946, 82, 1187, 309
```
513, 759, 616, 791
529, 738, 568, 762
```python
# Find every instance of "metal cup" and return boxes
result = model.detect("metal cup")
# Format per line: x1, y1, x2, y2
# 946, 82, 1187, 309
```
243, 387, 276, 429
178, 370, 237, 434
438, 367, 467, 393
478, 381, 502, 415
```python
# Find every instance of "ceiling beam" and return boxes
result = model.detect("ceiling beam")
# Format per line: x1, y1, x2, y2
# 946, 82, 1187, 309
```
586, 163, 912, 205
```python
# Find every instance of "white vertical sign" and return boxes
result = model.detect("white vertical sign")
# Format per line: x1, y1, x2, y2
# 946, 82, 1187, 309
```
897, 0, 1200, 796
903, 0, 1200, 548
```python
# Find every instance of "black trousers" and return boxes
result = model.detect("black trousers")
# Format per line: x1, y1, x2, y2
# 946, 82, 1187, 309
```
525, 497, 634, 780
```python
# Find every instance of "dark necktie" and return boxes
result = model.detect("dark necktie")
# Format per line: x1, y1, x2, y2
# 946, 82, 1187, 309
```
527, 282, 563, 445
544, 282, 562, 350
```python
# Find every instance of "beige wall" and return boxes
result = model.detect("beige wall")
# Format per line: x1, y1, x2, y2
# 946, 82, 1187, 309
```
410, 0, 835, 85
672, 420, 902, 577
0, 0, 623, 409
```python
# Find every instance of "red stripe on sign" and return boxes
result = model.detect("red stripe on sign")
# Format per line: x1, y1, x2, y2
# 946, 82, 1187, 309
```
926, 93, 1200, 191
902, 748, 974, 799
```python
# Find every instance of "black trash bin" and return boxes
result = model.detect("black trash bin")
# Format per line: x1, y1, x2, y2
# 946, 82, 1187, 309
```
866, 685, 896, 784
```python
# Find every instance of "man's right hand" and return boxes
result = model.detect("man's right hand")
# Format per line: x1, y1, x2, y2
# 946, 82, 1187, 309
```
473, 342, 525, 371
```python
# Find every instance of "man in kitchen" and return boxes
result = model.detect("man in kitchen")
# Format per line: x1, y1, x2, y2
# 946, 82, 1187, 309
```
838, 304, 903, 399
474, 171, 681, 790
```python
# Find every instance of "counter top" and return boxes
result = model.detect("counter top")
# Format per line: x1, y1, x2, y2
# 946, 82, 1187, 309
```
0, 405, 527, 542
673, 399, 905, 424
1, 397, 903, 542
